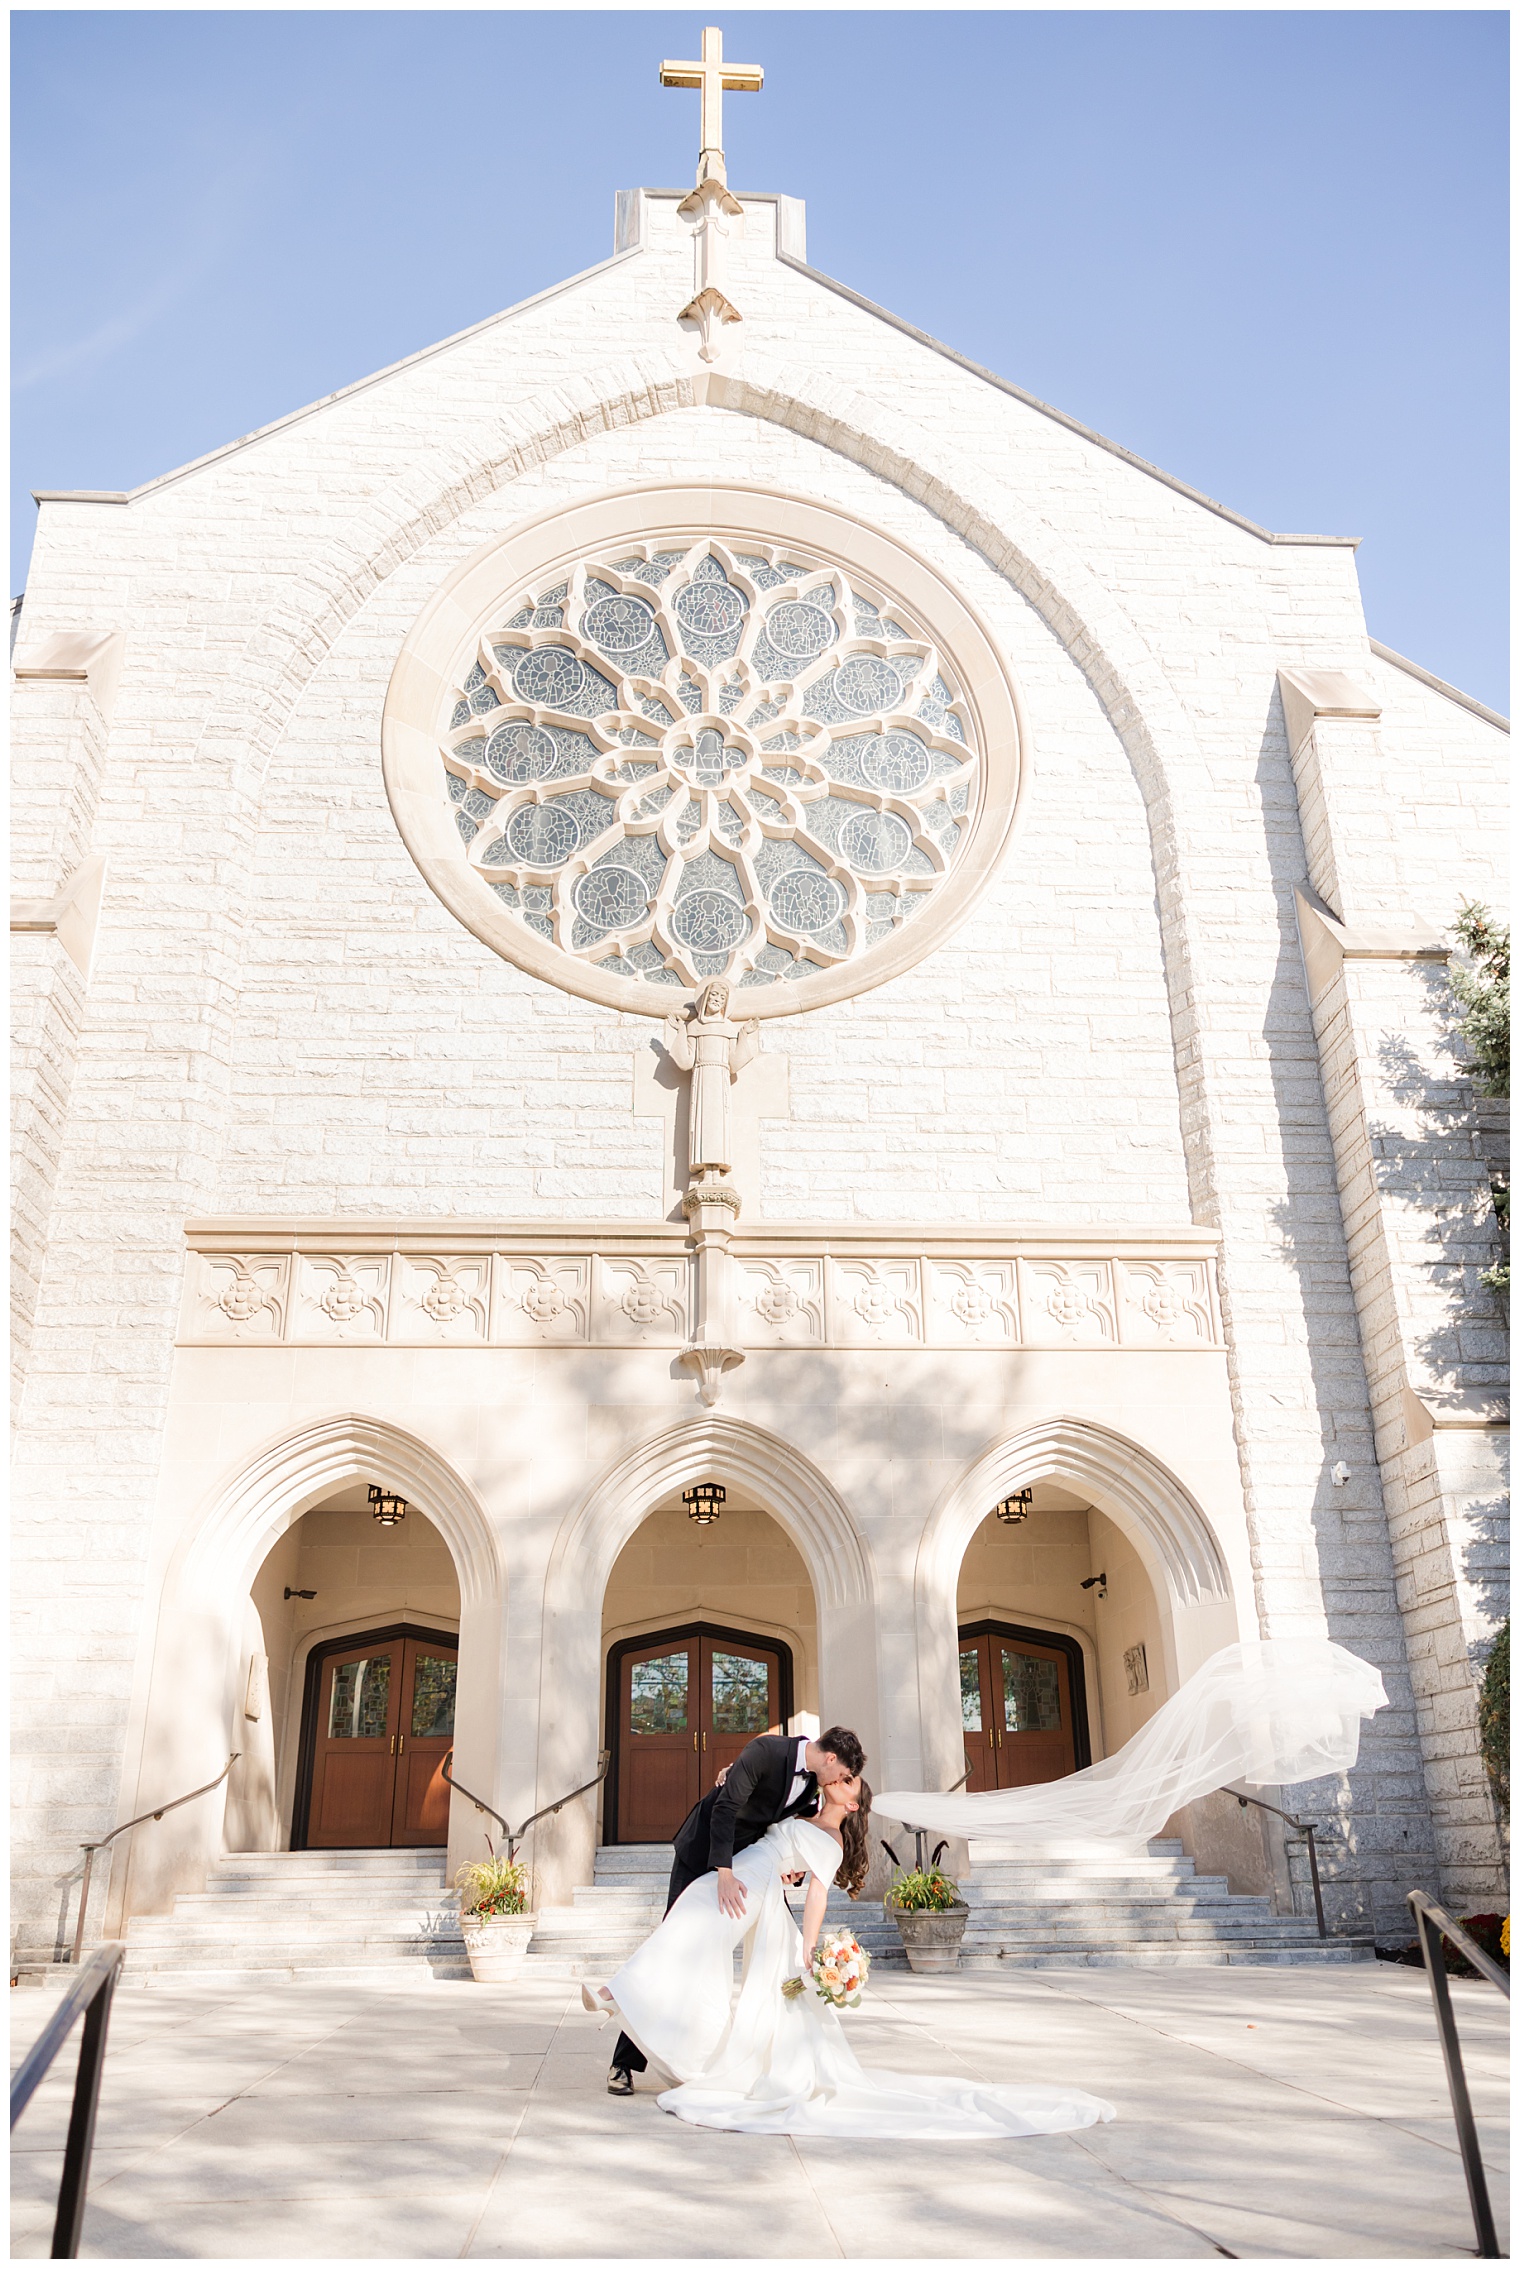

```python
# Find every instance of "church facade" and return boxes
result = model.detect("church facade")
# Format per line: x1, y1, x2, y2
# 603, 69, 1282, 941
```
12, 86, 1508, 1963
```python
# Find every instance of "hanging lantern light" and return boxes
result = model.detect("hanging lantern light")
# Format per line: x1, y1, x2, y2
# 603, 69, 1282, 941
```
994, 1489, 1034, 1526
368, 1484, 409, 1528
683, 1481, 726, 1527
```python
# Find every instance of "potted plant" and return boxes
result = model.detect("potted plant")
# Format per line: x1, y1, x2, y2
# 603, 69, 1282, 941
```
454, 1855, 536, 1982
884, 1863, 970, 1973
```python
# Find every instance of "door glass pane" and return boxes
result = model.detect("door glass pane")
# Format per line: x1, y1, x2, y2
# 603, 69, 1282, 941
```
959, 1648, 983, 1730
410, 1654, 457, 1737
630, 1651, 688, 1733
329, 1655, 391, 1739
711, 1652, 770, 1734
1002, 1648, 1061, 1733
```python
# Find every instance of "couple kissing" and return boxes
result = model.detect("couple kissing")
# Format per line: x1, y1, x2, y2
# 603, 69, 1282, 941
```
605, 1724, 868, 2094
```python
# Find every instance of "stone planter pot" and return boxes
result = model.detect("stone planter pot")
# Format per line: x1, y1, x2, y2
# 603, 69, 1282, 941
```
888, 1903, 970, 1974
461, 1912, 537, 1983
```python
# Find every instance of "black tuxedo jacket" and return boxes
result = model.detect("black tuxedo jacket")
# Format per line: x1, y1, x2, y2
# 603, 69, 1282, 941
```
672, 1732, 818, 1873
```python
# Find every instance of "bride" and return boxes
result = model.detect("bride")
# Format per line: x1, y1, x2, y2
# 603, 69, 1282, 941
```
585, 1776, 1116, 2139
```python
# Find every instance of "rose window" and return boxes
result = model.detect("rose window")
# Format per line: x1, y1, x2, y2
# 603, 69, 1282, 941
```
437, 539, 981, 994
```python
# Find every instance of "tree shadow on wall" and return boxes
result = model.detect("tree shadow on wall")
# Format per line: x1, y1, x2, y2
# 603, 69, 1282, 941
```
1362, 939, 1509, 1666
1367, 967, 1507, 1397
1249, 697, 1437, 1922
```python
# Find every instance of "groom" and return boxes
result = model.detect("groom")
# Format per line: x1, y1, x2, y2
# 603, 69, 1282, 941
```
607, 1724, 866, 2094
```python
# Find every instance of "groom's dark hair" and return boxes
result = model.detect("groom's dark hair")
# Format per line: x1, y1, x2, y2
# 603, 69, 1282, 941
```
816, 1726, 866, 1775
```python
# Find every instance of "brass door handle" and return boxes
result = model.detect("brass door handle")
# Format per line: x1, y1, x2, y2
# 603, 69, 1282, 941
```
398, 1735, 405, 1755
702, 1731, 707, 1752
390, 1735, 396, 1755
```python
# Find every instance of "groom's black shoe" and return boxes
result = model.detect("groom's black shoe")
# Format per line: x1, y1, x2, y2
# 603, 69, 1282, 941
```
607, 2064, 635, 2096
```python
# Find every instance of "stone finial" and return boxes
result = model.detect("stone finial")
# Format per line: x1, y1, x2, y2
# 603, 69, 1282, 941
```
660, 26, 763, 362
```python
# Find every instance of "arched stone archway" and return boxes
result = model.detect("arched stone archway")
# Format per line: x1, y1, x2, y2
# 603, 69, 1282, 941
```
913, 1417, 1244, 1794
520, 1416, 878, 1902
178, 1411, 501, 1611
111, 1415, 504, 1934
547, 1414, 873, 1615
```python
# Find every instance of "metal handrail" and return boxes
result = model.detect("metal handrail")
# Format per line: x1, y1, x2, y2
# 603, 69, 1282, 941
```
1408, 1890, 1508, 2259
10, 1945, 125, 2256
68, 1755, 240, 1964
881, 1756, 974, 1875
1222, 1785, 1328, 1937
442, 1748, 610, 1865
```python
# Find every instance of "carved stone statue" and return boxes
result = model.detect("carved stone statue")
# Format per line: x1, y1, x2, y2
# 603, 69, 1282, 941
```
664, 981, 759, 1183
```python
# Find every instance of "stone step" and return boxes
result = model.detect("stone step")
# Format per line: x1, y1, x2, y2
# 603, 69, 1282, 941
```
65, 1841, 471, 1982
965, 1865, 1204, 1887
961, 1924, 1323, 1948
556, 1917, 660, 1934
964, 1836, 1184, 1860
966, 1859, 1201, 1881
119, 1939, 465, 1970
161, 1887, 460, 1924
963, 1902, 1282, 1928
965, 1883, 1223, 1905
571, 1885, 664, 1907
959, 1944, 1373, 1969
528, 1922, 655, 1943
204, 1870, 449, 1894
80, 1828, 1354, 1985
11, 1948, 106, 1988
965, 1878, 1258, 1901
122, 1930, 465, 1958
117, 1961, 475, 1990
210, 1848, 446, 1872
533, 1920, 657, 1943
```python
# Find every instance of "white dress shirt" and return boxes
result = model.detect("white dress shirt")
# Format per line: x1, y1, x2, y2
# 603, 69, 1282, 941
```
785, 1734, 812, 1810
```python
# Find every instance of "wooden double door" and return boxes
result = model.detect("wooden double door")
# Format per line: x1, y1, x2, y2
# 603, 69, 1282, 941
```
958, 1623, 1087, 1791
609, 1624, 791, 1844
302, 1627, 458, 1848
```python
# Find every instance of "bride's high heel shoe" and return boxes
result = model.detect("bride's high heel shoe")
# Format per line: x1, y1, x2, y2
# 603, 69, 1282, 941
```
580, 1981, 614, 2015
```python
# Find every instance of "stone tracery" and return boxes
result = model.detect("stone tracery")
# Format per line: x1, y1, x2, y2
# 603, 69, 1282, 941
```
438, 536, 979, 997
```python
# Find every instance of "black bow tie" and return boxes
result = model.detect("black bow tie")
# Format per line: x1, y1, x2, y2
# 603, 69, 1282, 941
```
783, 1772, 818, 1819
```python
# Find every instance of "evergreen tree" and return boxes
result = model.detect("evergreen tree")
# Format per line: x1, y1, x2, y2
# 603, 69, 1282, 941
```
1450, 903, 1510, 1097
1451, 904, 1510, 1297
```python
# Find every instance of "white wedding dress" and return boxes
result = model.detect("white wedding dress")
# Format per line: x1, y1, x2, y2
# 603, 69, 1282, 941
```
602, 1638, 1390, 2139
603, 1815, 1116, 2139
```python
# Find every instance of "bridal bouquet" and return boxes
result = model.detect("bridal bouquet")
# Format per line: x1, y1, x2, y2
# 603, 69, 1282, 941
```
783, 1930, 870, 2010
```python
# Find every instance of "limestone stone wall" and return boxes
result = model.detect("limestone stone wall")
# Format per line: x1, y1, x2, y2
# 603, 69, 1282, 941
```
1084, 1514, 1169, 1756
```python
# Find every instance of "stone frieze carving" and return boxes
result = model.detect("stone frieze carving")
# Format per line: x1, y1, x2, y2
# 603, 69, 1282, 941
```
181, 1232, 1224, 1354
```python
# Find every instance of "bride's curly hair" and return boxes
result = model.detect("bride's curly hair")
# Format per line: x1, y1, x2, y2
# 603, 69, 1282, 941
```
833, 1780, 872, 1899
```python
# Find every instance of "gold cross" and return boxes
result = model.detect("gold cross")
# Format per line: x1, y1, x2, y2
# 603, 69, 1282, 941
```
660, 26, 763, 182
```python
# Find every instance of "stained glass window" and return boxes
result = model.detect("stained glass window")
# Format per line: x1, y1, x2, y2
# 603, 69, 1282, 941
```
959, 1649, 983, 1731
410, 1654, 457, 1738
329, 1656, 391, 1740
1001, 1649, 1061, 1733
630, 1652, 689, 1734
711, 1652, 771, 1734
436, 537, 979, 997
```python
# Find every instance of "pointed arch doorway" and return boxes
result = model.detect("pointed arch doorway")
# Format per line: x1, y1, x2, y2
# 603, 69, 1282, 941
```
604, 1622, 795, 1844
958, 1620, 1090, 1791
293, 1622, 460, 1849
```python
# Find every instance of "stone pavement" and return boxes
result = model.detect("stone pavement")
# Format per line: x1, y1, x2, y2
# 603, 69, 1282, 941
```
9, 1963, 1508, 2259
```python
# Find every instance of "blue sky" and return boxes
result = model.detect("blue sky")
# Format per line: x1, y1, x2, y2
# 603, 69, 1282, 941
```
12, 10, 1509, 710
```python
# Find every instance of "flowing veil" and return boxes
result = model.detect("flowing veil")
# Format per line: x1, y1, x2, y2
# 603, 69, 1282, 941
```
874, 1638, 1387, 1844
